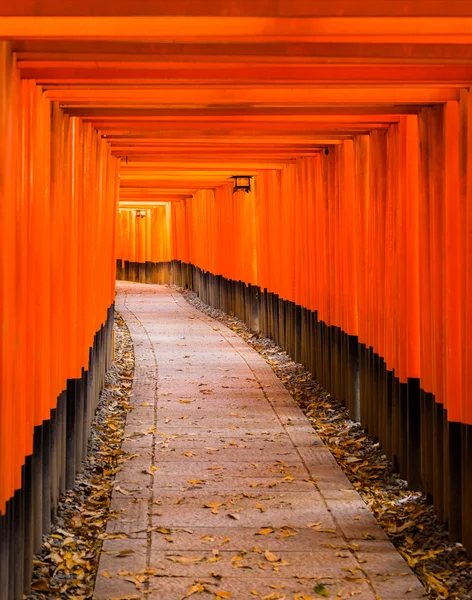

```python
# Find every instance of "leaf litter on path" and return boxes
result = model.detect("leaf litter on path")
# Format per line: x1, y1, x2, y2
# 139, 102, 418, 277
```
177, 286, 472, 600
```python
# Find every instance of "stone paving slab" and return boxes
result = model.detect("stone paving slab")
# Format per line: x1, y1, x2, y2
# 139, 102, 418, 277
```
94, 283, 427, 600
152, 475, 320, 493
148, 526, 348, 551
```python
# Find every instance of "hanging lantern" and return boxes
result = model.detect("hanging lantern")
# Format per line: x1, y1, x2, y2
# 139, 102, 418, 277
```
231, 175, 252, 194
136, 209, 146, 218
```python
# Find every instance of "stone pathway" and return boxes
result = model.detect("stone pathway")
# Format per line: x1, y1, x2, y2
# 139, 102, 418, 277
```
94, 283, 427, 600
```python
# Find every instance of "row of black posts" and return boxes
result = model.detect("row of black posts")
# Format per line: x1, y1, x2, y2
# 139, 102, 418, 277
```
118, 258, 472, 556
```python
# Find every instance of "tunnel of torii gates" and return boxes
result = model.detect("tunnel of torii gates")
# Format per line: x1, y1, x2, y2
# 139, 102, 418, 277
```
2, 1, 472, 597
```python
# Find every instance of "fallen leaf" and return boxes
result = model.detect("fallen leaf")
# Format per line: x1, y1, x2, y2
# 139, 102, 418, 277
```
168, 556, 205, 564
154, 527, 171, 534
115, 486, 133, 496
180, 582, 205, 598
313, 582, 330, 597
31, 580, 50, 591
264, 550, 280, 563
255, 528, 273, 535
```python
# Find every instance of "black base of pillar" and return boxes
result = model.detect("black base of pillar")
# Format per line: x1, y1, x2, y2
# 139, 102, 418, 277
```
0, 304, 114, 600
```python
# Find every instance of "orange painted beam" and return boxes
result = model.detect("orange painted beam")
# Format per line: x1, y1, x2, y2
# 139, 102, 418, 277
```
99, 125, 389, 136
2, 16, 472, 43
43, 86, 460, 105
18, 64, 472, 84
13, 41, 472, 62
4, 0, 472, 18
89, 115, 402, 125
119, 160, 298, 170
65, 107, 421, 118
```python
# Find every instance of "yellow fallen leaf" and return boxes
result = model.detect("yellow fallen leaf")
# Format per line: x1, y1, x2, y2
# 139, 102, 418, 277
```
154, 527, 171, 534
264, 550, 280, 563
344, 576, 363, 583
104, 533, 129, 540
215, 592, 231, 599
168, 556, 204, 563
180, 582, 205, 598
207, 555, 222, 563
277, 527, 299, 539
316, 527, 337, 534
255, 528, 273, 535
102, 571, 112, 578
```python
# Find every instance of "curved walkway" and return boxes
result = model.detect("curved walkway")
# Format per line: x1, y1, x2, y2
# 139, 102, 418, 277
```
94, 283, 426, 600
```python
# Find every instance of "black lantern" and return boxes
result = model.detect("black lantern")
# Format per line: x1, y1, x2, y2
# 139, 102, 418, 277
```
231, 175, 252, 194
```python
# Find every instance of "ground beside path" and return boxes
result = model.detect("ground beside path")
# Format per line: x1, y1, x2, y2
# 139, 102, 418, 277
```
94, 283, 427, 600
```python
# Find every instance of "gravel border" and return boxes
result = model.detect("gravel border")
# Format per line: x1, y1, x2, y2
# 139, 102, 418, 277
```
27, 312, 135, 600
